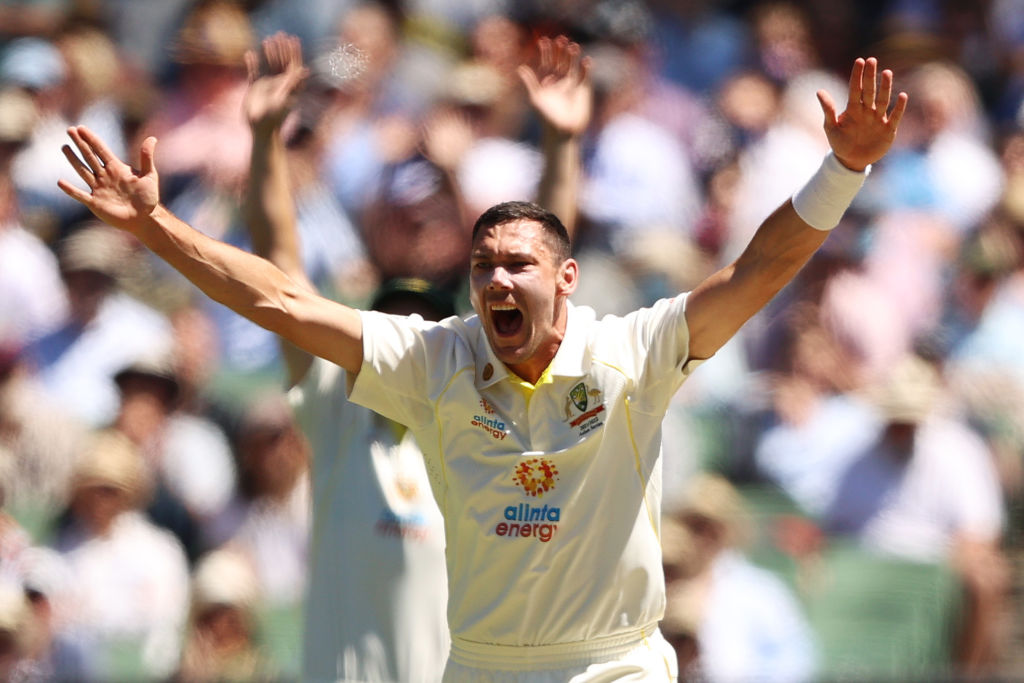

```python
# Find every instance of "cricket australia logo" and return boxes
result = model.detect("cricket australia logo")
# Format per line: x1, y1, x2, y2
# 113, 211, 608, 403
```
564, 381, 606, 436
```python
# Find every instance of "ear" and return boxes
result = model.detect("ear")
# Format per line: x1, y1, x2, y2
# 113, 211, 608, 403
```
556, 258, 579, 297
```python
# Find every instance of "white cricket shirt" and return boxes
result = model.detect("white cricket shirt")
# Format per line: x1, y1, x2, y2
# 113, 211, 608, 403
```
350, 297, 699, 665
290, 358, 449, 683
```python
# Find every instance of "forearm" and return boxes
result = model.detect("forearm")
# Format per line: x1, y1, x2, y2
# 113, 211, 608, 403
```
134, 206, 361, 372
536, 127, 580, 237
691, 202, 827, 350
245, 125, 317, 384
244, 126, 306, 281
141, 205, 306, 323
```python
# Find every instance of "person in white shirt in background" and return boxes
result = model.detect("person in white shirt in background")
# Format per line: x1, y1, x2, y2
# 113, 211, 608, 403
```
54, 428, 190, 681
825, 352, 1009, 673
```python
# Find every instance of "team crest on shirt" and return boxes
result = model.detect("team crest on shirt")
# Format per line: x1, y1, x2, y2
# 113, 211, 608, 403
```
564, 382, 605, 436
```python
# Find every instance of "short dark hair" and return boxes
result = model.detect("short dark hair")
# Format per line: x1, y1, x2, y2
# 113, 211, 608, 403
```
471, 201, 571, 262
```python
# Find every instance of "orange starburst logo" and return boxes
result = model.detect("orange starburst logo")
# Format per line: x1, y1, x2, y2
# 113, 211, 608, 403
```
513, 457, 559, 497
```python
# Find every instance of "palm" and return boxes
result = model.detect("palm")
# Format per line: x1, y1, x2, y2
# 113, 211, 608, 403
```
58, 126, 161, 232
243, 33, 308, 131
819, 57, 908, 171
89, 163, 160, 226
519, 36, 592, 136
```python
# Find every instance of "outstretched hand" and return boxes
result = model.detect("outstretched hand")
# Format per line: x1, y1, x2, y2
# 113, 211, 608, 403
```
517, 35, 593, 137
244, 32, 308, 133
58, 126, 160, 232
818, 57, 909, 171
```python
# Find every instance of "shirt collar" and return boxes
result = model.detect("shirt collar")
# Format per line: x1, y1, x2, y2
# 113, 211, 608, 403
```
472, 300, 592, 390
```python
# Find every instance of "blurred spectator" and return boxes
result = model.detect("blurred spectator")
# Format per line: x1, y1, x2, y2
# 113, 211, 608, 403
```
723, 67, 846, 263
208, 394, 310, 608
176, 547, 276, 682
753, 304, 884, 516
54, 429, 190, 681
750, 1, 820, 82
320, 2, 445, 218
14, 546, 89, 681
860, 61, 1003, 235
647, 0, 752, 96
661, 473, 817, 682
5, 33, 127, 239
112, 350, 236, 562
0, 86, 68, 348
93, 0, 193, 79
825, 353, 1009, 674
0, 344, 84, 532
143, 0, 255, 188
25, 223, 173, 427
581, 41, 701, 257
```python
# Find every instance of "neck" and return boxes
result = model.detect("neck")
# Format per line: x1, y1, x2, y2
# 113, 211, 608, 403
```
506, 300, 569, 384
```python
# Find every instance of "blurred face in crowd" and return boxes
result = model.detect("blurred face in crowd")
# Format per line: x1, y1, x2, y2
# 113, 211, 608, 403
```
677, 511, 726, 578
469, 219, 577, 383
195, 603, 250, 651
62, 268, 114, 326
239, 419, 307, 500
71, 482, 130, 536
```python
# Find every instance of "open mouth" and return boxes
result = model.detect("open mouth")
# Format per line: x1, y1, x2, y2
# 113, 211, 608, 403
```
490, 303, 524, 336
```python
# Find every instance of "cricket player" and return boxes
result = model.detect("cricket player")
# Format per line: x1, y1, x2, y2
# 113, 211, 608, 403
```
58, 53, 906, 681
241, 32, 592, 682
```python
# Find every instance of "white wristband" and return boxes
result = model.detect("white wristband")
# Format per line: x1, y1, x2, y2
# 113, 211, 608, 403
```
792, 152, 870, 231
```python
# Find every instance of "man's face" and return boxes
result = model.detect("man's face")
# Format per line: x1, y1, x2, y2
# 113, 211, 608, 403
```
469, 219, 577, 382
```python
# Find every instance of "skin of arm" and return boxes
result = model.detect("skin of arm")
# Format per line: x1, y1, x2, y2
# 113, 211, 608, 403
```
519, 35, 593, 237
58, 124, 366, 376
242, 32, 317, 387
685, 57, 908, 360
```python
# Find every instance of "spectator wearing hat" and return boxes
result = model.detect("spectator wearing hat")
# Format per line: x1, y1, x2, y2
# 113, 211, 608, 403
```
54, 429, 190, 681
177, 547, 276, 683
141, 0, 256, 188
661, 473, 817, 682
25, 223, 173, 427
825, 353, 1009, 674
112, 349, 236, 562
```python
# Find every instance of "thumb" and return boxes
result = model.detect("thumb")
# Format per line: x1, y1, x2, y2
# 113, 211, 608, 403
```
139, 136, 158, 177
517, 64, 540, 98
816, 90, 839, 127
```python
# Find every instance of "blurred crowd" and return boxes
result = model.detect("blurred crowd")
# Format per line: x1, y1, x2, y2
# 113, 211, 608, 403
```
2, 0, 1024, 680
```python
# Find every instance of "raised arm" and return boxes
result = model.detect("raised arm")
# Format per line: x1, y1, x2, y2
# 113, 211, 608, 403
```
685, 57, 908, 360
518, 35, 592, 237
58, 124, 365, 375
242, 32, 316, 386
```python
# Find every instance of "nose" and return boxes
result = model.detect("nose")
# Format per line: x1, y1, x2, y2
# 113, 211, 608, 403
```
488, 265, 513, 290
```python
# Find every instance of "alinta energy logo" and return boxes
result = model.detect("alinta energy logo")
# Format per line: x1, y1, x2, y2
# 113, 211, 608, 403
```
494, 457, 561, 543
471, 398, 507, 440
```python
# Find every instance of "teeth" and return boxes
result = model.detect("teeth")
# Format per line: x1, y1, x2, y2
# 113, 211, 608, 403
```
491, 304, 517, 311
